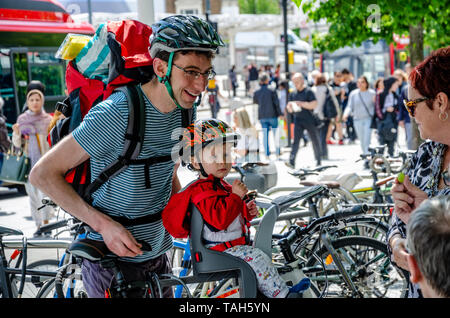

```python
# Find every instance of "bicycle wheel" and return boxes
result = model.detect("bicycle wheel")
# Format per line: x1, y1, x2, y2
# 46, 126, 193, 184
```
36, 262, 86, 298
11, 259, 59, 298
303, 236, 408, 298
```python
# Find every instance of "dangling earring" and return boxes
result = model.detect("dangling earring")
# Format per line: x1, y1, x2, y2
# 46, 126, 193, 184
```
439, 112, 448, 121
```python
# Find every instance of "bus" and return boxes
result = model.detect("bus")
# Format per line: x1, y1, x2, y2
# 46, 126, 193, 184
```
0, 0, 95, 127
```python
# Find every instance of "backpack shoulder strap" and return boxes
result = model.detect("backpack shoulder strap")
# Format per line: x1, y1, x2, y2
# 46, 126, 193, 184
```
83, 84, 145, 201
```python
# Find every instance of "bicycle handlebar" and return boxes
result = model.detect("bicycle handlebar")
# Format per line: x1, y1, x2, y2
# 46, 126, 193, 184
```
282, 204, 369, 246
38, 219, 69, 233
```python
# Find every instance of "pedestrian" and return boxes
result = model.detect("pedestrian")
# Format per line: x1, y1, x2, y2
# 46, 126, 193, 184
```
163, 118, 311, 298
248, 63, 259, 96
406, 196, 450, 298
342, 76, 376, 160
29, 15, 224, 298
232, 108, 260, 163
0, 94, 10, 153
312, 73, 339, 160
341, 68, 357, 143
12, 81, 53, 237
242, 65, 250, 97
253, 72, 282, 158
374, 76, 400, 156
387, 45, 450, 298
206, 78, 226, 118
273, 64, 281, 88
229, 65, 238, 97
327, 71, 344, 145
394, 69, 414, 150
285, 72, 321, 168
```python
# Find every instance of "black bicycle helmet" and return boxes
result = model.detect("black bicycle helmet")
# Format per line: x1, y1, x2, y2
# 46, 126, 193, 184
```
149, 15, 224, 111
149, 15, 224, 58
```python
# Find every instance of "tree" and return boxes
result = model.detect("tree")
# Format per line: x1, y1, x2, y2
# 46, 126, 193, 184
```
298, 0, 449, 60
296, 0, 450, 149
238, 0, 280, 14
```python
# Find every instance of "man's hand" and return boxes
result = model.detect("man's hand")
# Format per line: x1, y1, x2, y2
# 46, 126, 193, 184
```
391, 175, 427, 224
98, 216, 143, 258
232, 179, 248, 199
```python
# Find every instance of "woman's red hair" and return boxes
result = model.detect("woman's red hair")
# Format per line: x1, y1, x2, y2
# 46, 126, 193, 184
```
409, 46, 450, 109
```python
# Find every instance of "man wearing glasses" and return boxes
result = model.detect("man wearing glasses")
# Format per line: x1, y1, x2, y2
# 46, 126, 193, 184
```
30, 15, 224, 297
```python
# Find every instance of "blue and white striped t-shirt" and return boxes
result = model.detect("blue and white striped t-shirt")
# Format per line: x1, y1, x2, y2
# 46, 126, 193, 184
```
72, 85, 194, 262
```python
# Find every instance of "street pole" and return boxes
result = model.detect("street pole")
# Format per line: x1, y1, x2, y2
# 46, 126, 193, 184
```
282, 0, 289, 80
87, 0, 92, 25
205, 0, 210, 22
282, 0, 292, 147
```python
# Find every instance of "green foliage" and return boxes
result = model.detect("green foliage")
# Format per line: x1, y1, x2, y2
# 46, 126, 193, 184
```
297, 0, 450, 53
238, 0, 280, 14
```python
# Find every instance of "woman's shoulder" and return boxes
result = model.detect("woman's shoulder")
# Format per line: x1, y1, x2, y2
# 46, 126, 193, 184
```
409, 140, 444, 168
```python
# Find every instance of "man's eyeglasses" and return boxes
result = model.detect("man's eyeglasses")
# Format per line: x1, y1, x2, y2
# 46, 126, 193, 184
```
173, 64, 216, 81
403, 97, 429, 117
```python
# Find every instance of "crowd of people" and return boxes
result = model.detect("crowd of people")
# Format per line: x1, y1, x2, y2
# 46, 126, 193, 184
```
0, 13, 448, 298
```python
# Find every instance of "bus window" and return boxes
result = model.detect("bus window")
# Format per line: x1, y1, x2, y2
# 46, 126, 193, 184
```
12, 51, 31, 113
28, 51, 65, 98
0, 51, 17, 126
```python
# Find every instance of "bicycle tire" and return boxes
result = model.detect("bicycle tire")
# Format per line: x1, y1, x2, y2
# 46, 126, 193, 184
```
36, 262, 86, 298
303, 236, 408, 298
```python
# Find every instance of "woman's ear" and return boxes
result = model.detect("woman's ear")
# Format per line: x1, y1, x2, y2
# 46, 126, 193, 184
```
435, 92, 449, 112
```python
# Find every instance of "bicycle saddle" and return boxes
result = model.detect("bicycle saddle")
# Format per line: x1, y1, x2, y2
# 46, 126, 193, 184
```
0, 225, 23, 237
299, 180, 341, 189
68, 238, 152, 262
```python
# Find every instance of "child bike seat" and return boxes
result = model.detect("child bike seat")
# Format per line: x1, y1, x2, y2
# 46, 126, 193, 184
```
189, 203, 258, 298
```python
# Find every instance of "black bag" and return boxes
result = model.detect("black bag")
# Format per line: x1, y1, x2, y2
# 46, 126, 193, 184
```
323, 87, 338, 119
378, 112, 397, 141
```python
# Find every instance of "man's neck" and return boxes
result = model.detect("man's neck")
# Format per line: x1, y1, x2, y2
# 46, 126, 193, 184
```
141, 79, 178, 114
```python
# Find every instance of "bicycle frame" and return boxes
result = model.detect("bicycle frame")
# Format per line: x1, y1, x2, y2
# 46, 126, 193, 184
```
172, 239, 191, 298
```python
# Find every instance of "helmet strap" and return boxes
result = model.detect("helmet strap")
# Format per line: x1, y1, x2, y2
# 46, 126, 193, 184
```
157, 51, 202, 110
198, 163, 209, 178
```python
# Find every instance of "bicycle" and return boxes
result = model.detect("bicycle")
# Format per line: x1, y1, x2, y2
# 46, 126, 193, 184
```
175, 186, 406, 298
0, 225, 68, 298
253, 190, 408, 298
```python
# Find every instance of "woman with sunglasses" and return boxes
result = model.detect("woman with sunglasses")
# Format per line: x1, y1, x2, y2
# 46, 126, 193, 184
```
387, 46, 450, 298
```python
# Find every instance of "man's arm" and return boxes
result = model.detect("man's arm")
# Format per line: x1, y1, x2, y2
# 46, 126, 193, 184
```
295, 100, 317, 110
29, 134, 143, 257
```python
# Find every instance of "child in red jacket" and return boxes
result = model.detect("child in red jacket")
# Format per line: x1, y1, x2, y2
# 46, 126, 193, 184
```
163, 119, 310, 298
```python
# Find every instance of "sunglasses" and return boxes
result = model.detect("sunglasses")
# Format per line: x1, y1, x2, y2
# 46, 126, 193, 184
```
403, 97, 430, 117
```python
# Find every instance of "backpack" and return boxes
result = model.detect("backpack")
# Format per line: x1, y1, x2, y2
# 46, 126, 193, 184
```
323, 86, 338, 120
49, 20, 193, 224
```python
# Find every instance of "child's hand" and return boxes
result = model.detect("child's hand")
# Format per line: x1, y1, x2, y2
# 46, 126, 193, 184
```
232, 179, 248, 199
246, 200, 258, 217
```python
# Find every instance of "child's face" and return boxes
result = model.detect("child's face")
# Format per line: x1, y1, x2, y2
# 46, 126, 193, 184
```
194, 142, 233, 179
